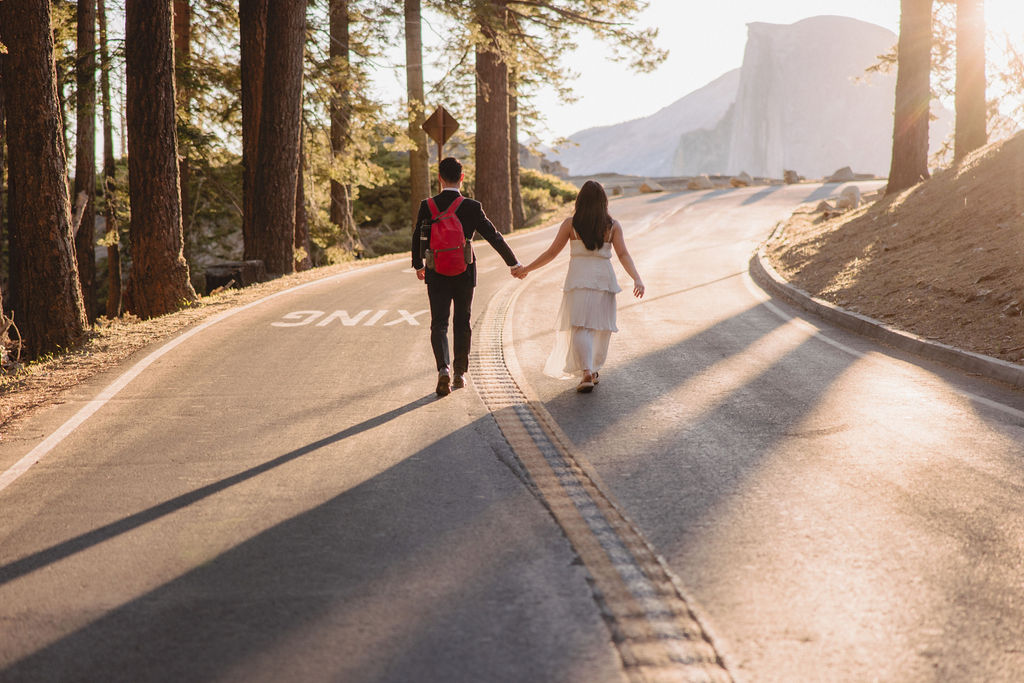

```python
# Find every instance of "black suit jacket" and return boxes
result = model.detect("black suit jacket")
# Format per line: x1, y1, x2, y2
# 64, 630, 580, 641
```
411, 189, 518, 286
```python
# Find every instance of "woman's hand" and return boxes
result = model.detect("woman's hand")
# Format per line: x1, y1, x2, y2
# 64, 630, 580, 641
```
633, 279, 645, 298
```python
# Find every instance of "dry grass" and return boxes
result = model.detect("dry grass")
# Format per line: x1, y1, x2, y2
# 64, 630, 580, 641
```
767, 131, 1024, 363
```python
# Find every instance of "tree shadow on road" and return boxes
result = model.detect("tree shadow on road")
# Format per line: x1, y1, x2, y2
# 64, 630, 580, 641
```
0, 394, 437, 589
0, 414, 619, 683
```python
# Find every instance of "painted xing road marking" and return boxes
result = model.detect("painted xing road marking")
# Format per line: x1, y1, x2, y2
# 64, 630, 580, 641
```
271, 310, 428, 327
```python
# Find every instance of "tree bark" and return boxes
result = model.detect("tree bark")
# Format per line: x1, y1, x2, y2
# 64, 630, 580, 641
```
404, 0, 431, 224
239, 0, 266, 261
954, 0, 986, 161
474, 0, 513, 235
509, 87, 525, 230
75, 0, 98, 322
329, 0, 360, 252
0, 47, 7, 322
0, 47, 6, 307
251, 0, 305, 275
98, 0, 122, 317
887, 0, 934, 195
174, 0, 192, 263
124, 0, 197, 317
294, 134, 312, 272
1, 0, 88, 358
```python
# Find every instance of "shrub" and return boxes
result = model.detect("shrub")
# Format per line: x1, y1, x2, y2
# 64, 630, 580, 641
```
520, 169, 576, 224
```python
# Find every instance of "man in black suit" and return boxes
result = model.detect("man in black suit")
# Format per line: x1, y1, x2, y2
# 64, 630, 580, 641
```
412, 157, 523, 396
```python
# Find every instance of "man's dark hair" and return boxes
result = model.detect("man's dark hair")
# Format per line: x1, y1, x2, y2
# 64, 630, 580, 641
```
439, 157, 463, 184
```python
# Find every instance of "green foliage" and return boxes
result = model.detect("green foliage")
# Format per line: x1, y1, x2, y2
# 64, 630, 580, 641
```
520, 168, 576, 224
869, 0, 1024, 149
426, 0, 667, 140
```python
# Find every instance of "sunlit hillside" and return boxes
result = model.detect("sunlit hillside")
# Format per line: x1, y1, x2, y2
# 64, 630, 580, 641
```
767, 130, 1024, 363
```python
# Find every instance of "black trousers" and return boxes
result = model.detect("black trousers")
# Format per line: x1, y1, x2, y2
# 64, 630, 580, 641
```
426, 272, 474, 374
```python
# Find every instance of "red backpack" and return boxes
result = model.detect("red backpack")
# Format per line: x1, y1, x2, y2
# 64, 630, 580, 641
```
425, 196, 472, 276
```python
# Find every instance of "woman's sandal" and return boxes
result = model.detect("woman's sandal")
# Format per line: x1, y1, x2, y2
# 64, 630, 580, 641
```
592, 372, 599, 385
577, 371, 595, 393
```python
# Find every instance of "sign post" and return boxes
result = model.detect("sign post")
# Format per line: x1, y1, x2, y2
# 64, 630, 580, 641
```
422, 106, 459, 192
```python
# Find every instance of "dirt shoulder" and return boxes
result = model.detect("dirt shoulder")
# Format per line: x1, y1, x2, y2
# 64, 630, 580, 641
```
0, 255, 403, 436
765, 131, 1024, 366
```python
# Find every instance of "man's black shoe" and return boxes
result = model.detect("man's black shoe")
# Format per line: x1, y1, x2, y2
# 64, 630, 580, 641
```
436, 371, 451, 397
452, 373, 466, 390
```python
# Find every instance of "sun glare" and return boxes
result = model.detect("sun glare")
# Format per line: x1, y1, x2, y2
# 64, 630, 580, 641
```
990, 1, 1024, 35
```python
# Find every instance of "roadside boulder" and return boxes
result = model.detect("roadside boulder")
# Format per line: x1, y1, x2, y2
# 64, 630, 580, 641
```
784, 169, 802, 184
835, 185, 862, 210
827, 166, 856, 183
815, 200, 834, 213
730, 171, 753, 187
639, 180, 665, 193
687, 174, 715, 190
204, 260, 268, 295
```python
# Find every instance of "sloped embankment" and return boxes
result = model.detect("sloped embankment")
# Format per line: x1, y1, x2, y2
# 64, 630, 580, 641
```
766, 131, 1024, 363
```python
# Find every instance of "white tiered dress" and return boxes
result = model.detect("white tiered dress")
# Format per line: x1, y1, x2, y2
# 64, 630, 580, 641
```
543, 239, 621, 379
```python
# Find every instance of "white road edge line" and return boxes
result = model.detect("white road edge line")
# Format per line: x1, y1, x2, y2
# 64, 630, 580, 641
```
0, 259, 398, 495
742, 270, 1024, 422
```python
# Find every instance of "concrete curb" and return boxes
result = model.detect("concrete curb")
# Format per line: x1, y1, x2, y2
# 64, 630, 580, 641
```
749, 247, 1024, 390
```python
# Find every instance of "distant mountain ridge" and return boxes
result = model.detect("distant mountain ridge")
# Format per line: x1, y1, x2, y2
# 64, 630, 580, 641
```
553, 15, 951, 179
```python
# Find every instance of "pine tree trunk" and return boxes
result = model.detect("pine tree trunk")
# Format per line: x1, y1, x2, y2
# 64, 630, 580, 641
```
954, 0, 986, 161
75, 0, 98, 322
174, 0, 192, 263
239, 0, 266, 261
98, 0, 122, 318
251, 1, 305, 275
1, 0, 88, 358
0, 47, 6, 305
294, 134, 312, 271
124, 0, 196, 317
509, 88, 524, 230
329, 0, 360, 253
474, 0, 513, 235
887, 0, 934, 195
404, 0, 431, 224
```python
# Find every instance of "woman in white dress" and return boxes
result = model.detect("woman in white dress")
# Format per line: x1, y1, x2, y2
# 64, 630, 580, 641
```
518, 180, 644, 392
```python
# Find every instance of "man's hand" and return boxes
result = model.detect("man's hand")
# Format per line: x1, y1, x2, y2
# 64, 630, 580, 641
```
511, 264, 527, 279
416, 268, 426, 281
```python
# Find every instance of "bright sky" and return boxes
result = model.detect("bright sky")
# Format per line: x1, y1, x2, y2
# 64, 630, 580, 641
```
377, 1, 1024, 145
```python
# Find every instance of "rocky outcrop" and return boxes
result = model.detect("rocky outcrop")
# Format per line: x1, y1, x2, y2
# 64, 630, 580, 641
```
556, 16, 952, 180
730, 171, 753, 187
639, 180, 665, 193
827, 166, 856, 182
553, 69, 740, 177
687, 175, 715, 190
835, 185, 862, 209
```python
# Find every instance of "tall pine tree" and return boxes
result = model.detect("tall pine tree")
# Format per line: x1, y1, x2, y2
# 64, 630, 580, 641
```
954, 0, 986, 160
888, 0, 935, 194
124, 0, 197, 317
1, 0, 87, 358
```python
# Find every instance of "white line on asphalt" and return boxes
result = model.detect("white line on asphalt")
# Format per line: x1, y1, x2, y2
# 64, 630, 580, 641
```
0, 259, 399, 496
742, 270, 1024, 422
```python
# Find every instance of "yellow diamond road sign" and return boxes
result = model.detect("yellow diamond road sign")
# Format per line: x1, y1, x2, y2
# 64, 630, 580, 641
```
423, 106, 458, 147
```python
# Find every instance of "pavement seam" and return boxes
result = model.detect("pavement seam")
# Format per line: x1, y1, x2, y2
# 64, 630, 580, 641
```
470, 280, 733, 683
750, 247, 1024, 390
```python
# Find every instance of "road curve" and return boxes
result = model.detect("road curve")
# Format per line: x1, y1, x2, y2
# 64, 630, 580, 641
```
509, 183, 1024, 682
1, 182, 1022, 682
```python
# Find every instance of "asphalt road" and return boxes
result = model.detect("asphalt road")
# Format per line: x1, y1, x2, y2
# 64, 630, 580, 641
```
1, 182, 1022, 682
511, 184, 1024, 681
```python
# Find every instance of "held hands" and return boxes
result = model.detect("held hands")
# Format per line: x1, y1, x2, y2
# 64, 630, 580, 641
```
511, 264, 528, 279
633, 279, 645, 298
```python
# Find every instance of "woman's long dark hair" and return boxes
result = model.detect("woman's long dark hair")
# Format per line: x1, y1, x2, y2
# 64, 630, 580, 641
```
571, 180, 613, 251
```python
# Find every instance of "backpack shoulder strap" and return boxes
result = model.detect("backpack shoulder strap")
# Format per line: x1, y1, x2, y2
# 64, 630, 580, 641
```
427, 197, 440, 219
